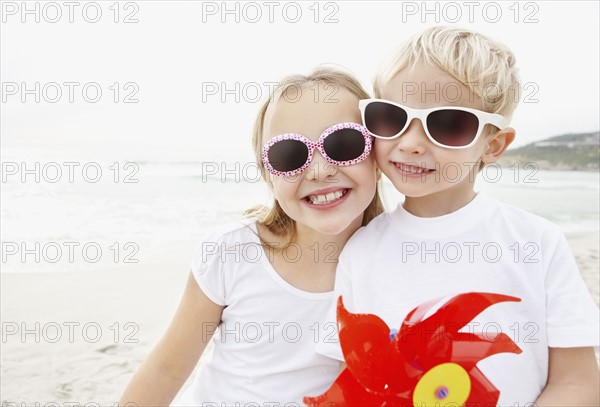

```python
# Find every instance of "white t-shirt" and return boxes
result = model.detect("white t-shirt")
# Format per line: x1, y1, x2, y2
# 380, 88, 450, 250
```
175, 220, 339, 406
316, 192, 599, 406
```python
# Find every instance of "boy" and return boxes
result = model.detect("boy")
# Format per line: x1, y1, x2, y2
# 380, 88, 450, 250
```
315, 27, 599, 405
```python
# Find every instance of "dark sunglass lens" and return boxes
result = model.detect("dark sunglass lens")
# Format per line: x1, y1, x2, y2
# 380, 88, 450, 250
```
365, 102, 407, 137
427, 110, 479, 147
323, 128, 365, 162
267, 140, 309, 172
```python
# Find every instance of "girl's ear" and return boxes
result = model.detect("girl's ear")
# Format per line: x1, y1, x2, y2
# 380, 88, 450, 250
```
481, 127, 516, 165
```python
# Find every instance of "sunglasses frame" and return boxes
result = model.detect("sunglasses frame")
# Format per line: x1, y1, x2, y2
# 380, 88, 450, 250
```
261, 122, 372, 177
359, 99, 507, 149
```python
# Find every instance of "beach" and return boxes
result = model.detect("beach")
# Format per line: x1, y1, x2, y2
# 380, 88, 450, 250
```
2, 167, 599, 405
2, 233, 599, 405
3, 0, 600, 402
1, 241, 194, 405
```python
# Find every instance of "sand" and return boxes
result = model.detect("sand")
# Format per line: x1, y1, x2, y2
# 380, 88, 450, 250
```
1, 236, 598, 405
1, 241, 195, 406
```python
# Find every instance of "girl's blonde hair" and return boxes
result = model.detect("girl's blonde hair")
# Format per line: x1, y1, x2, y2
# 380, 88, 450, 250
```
244, 66, 385, 248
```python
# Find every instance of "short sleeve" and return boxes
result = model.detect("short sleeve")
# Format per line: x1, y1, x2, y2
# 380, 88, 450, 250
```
544, 228, 599, 348
315, 253, 354, 362
190, 233, 228, 306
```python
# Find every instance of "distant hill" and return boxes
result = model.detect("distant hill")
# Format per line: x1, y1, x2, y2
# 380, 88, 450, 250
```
498, 132, 599, 171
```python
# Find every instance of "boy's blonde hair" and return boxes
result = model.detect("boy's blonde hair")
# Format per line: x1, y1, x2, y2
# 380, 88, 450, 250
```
244, 67, 384, 248
374, 26, 521, 122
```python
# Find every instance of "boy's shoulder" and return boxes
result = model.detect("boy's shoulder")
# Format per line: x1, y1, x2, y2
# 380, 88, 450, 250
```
345, 210, 395, 248
347, 194, 565, 245
486, 194, 563, 235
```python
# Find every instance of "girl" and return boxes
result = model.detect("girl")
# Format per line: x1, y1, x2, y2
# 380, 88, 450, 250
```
119, 67, 384, 405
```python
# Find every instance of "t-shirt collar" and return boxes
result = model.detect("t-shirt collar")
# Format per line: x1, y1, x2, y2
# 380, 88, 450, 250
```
390, 192, 493, 238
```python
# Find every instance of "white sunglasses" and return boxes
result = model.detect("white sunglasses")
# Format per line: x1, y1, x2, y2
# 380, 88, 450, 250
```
359, 99, 507, 149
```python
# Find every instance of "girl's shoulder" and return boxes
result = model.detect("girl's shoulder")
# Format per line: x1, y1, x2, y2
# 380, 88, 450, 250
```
190, 218, 260, 276
198, 217, 259, 246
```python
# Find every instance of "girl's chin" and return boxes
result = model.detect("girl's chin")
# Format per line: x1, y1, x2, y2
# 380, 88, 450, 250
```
306, 220, 352, 236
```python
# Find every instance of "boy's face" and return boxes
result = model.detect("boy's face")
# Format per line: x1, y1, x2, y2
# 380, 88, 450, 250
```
374, 62, 508, 204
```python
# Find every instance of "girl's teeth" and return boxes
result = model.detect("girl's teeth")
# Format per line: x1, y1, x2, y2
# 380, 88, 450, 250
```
396, 163, 426, 173
308, 189, 345, 205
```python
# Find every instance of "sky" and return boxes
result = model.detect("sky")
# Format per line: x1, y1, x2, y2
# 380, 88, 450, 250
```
1, 0, 599, 163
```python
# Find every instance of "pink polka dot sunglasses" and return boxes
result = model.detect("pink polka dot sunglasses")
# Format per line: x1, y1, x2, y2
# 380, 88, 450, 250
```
261, 122, 373, 177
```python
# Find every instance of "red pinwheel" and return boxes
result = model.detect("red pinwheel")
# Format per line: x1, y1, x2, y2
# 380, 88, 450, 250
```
304, 292, 522, 406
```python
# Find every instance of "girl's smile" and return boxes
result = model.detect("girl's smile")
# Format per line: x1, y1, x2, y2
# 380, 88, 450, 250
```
303, 187, 352, 210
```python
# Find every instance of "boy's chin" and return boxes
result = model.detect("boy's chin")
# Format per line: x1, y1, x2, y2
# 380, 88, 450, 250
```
387, 178, 429, 197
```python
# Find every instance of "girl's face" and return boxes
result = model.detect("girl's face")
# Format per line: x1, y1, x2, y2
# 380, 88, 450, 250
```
263, 84, 378, 236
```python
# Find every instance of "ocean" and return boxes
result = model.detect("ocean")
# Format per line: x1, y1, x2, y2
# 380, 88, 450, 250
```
1, 149, 598, 274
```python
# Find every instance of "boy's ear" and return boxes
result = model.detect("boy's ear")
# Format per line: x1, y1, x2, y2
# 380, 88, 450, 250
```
481, 127, 516, 164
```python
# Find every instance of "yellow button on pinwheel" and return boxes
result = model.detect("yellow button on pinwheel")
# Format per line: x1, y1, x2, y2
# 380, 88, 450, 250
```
413, 362, 471, 406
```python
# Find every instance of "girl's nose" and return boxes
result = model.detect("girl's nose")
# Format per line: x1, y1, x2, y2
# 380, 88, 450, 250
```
305, 149, 336, 183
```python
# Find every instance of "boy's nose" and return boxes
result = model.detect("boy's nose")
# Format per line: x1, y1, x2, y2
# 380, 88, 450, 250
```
395, 119, 428, 155
305, 149, 336, 182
